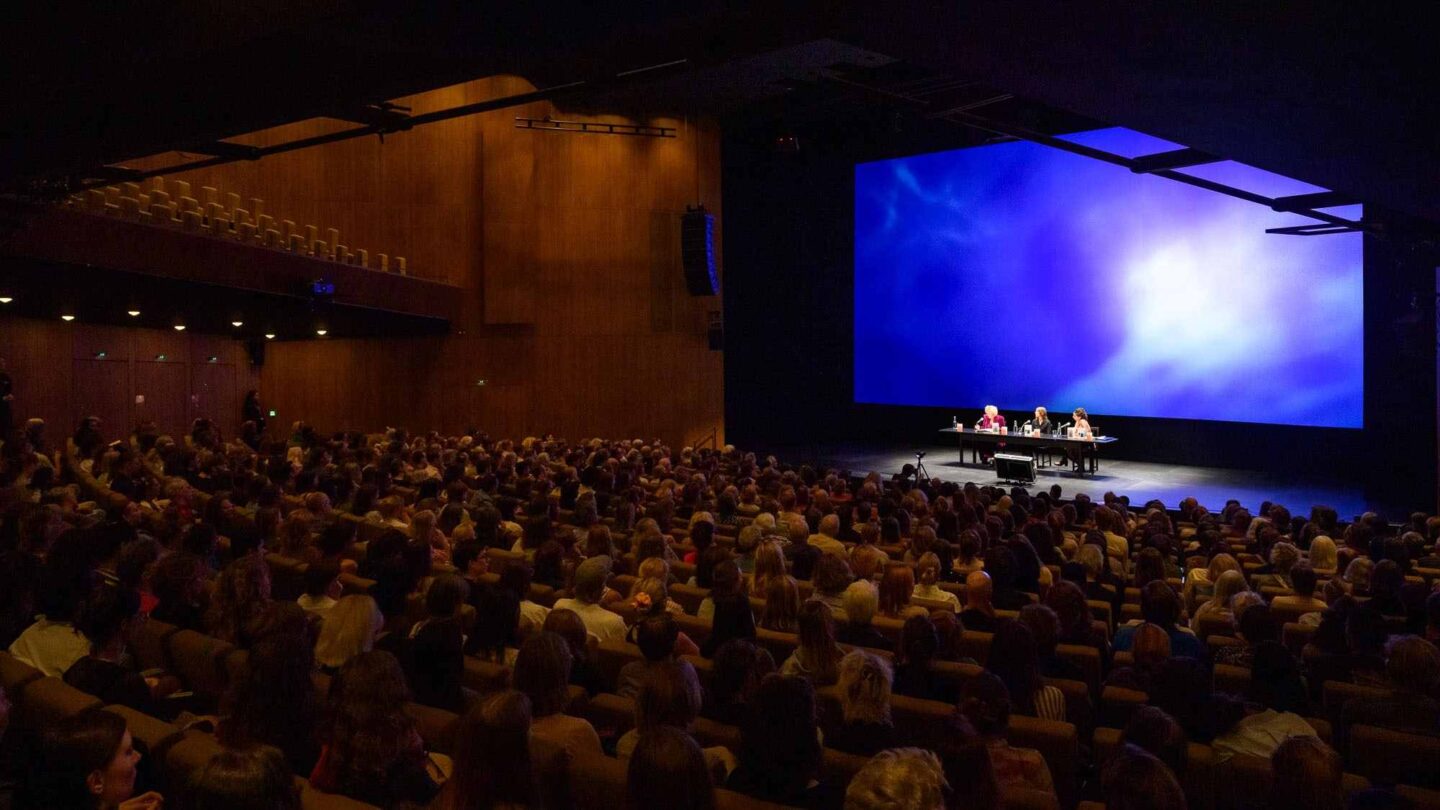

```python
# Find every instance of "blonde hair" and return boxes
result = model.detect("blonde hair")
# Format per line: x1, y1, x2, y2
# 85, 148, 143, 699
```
315, 595, 384, 669
1308, 536, 1338, 571
1210, 569, 1249, 610
916, 552, 942, 586
845, 748, 948, 810
838, 650, 893, 726
753, 541, 787, 593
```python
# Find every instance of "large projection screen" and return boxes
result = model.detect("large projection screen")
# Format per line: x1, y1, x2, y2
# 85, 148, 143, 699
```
853, 129, 1363, 429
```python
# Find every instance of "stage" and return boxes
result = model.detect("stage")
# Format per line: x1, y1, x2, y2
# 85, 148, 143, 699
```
753, 440, 1389, 520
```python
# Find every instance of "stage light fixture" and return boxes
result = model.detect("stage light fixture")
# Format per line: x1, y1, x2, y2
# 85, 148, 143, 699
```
127, 310, 140, 317
173, 324, 186, 331
0, 297, 13, 304
315, 329, 328, 336
231, 321, 243, 328
264, 333, 276, 340
61, 314, 75, 321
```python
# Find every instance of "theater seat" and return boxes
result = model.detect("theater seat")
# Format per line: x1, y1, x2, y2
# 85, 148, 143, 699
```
1227, 754, 1369, 810
297, 777, 380, 809
1005, 787, 1061, 810
13, 677, 103, 732
461, 655, 511, 695
166, 629, 236, 706
671, 583, 709, 615
1056, 643, 1102, 695
594, 640, 643, 692
126, 617, 180, 673
163, 731, 226, 789
103, 704, 184, 764
0, 651, 44, 700
1094, 726, 1219, 810
404, 701, 459, 754
1281, 622, 1315, 656
1099, 686, 1147, 728
1347, 725, 1440, 788
1322, 681, 1389, 721
1397, 785, 1440, 810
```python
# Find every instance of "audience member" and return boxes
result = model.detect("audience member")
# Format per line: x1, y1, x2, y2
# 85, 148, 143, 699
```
513, 632, 602, 756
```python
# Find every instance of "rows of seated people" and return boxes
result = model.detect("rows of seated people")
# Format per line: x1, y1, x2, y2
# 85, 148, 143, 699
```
0, 417, 1438, 810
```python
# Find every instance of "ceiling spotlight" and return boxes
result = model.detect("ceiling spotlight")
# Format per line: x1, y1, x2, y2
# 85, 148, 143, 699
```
173, 324, 186, 331
0, 297, 13, 304
231, 321, 243, 328
127, 310, 140, 317
264, 333, 276, 340
61, 314, 75, 322
315, 329, 328, 336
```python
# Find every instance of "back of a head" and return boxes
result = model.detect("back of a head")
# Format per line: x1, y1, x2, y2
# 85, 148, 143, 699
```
1123, 706, 1188, 777
636, 661, 703, 731
959, 672, 1012, 736
844, 747, 949, 810
843, 579, 880, 625
1017, 603, 1061, 656
986, 620, 1041, 713
449, 690, 535, 809
304, 560, 341, 598
188, 746, 300, 810
710, 639, 776, 709
1140, 580, 1182, 628
514, 632, 573, 717
1102, 745, 1187, 810
76, 585, 140, 649
627, 726, 716, 810
1270, 736, 1343, 810
635, 613, 681, 662
837, 650, 894, 726
424, 573, 468, 618
740, 674, 821, 782
1385, 635, 1440, 695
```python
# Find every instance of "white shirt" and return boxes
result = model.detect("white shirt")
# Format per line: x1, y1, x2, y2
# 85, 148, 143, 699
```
519, 600, 551, 634
912, 583, 961, 610
551, 598, 628, 644
8, 618, 90, 676
297, 594, 337, 618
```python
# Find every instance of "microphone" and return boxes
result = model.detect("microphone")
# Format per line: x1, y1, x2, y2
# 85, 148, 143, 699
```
1058, 421, 1073, 430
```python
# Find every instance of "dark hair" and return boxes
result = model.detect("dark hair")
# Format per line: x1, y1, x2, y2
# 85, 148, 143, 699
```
76, 586, 141, 649
425, 573, 468, 618
635, 661, 702, 730
188, 746, 301, 810
634, 613, 681, 662
29, 708, 129, 807
304, 561, 341, 598
513, 632, 573, 717
1290, 563, 1318, 598
319, 651, 420, 783
706, 639, 775, 717
737, 675, 822, 792
1101, 744, 1186, 810
627, 726, 716, 810
959, 672, 1012, 736
1139, 581, 1182, 629
897, 613, 939, 668
985, 619, 1044, 716
701, 591, 755, 658
220, 629, 318, 771
1247, 641, 1308, 714
1123, 706, 1188, 777
443, 690, 536, 810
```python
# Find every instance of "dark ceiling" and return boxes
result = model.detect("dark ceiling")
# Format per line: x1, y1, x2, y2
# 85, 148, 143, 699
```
2, 2, 1436, 222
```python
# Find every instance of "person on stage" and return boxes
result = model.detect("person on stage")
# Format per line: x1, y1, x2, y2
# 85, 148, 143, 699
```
977, 405, 1005, 464
1030, 407, 1052, 435
242, 390, 267, 437
978, 405, 1005, 431
1067, 407, 1093, 470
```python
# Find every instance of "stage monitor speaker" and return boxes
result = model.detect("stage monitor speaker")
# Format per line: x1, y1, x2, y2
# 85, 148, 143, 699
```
682, 208, 718, 296
994, 453, 1035, 484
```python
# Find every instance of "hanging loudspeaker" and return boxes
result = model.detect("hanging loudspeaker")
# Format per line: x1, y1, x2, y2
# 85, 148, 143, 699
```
682, 207, 718, 296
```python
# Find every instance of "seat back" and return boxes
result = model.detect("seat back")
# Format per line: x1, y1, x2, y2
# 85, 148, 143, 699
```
1348, 725, 1440, 788
671, 583, 709, 615
0, 651, 44, 700
594, 640, 643, 692
1056, 644, 1102, 695
166, 629, 237, 705
127, 617, 180, 673
13, 677, 103, 732
265, 553, 309, 601
403, 701, 460, 754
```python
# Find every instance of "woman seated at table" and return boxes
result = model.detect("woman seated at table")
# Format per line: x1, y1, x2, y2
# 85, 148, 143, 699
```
1066, 408, 1093, 469
978, 405, 1006, 464
1030, 406, 1053, 435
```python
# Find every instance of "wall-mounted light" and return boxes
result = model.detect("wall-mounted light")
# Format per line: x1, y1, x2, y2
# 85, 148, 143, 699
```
0, 297, 13, 304
94, 351, 108, 359
207, 356, 219, 363
264, 333, 276, 340
231, 321, 243, 328
155, 354, 167, 361
173, 324, 186, 331
476, 379, 488, 387
127, 310, 140, 317
315, 329, 328, 336
61, 314, 75, 322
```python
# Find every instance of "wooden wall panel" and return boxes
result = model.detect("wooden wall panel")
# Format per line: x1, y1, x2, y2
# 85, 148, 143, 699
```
72, 359, 131, 434
0, 315, 257, 444
133, 361, 189, 438
118, 75, 724, 447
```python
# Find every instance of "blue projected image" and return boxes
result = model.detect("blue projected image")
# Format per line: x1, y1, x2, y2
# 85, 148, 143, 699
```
853, 129, 1364, 429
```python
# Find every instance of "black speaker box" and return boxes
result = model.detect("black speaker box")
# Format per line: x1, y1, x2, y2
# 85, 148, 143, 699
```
244, 339, 266, 366
682, 209, 718, 296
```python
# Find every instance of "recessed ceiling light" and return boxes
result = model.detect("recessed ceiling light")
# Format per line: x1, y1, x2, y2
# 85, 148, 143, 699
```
173, 324, 186, 331
315, 329, 328, 336
61, 314, 75, 321
231, 321, 243, 328
127, 310, 140, 317
0, 297, 13, 304
264, 333, 276, 340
